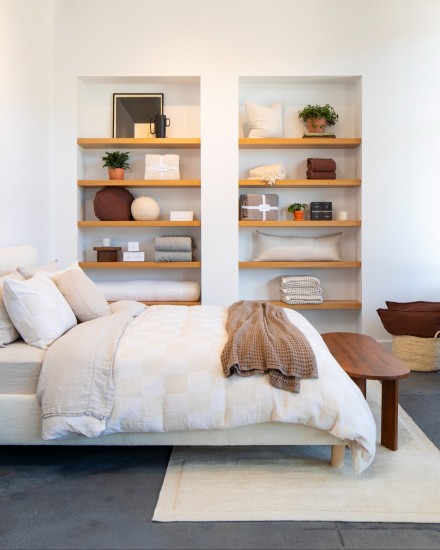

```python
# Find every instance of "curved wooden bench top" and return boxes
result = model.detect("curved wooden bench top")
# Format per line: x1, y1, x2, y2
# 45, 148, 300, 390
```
321, 332, 410, 381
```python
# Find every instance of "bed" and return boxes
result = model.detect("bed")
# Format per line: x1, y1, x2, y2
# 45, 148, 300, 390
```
0, 246, 376, 474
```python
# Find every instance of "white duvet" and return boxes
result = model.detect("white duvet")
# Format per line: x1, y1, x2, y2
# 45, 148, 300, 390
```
39, 304, 376, 473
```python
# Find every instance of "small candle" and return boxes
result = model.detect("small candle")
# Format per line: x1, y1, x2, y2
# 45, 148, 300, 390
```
102, 237, 111, 247
339, 211, 348, 221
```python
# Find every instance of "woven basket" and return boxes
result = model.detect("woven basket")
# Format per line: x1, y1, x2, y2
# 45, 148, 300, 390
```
392, 331, 440, 372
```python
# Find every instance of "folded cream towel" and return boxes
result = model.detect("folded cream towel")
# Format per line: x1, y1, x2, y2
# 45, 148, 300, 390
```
281, 295, 324, 305
280, 275, 321, 286
248, 163, 286, 186
280, 287, 323, 296
145, 154, 180, 180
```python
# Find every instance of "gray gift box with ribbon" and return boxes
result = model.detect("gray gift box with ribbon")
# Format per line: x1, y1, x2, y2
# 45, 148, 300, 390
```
239, 194, 279, 221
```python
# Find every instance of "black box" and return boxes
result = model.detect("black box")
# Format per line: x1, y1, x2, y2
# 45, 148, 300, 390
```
311, 211, 333, 220
310, 201, 332, 211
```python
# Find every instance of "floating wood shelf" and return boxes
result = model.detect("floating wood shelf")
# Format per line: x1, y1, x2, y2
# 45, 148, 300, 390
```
239, 220, 360, 227
78, 220, 200, 227
239, 261, 361, 268
78, 179, 201, 188
269, 300, 361, 310
77, 138, 200, 149
239, 138, 361, 149
109, 300, 201, 306
239, 179, 361, 188
79, 261, 201, 269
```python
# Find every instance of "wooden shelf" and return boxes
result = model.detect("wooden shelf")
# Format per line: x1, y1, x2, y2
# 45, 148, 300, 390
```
239, 261, 361, 268
239, 179, 361, 188
239, 220, 360, 227
78, 179, 200, 188
78, 138, 200, 149
270, 300, 361, 310
78, 220, 201, 227
239, 138, 361, 149
79, 262, 201, 269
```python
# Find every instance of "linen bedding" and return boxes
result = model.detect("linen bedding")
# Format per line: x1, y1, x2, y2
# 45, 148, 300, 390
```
37, 303, 376, 474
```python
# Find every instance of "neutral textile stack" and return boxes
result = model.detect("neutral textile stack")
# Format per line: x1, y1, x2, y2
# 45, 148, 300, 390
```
279, 275, 323, 305
154, 236, 193, 262
306, 158, 336, 180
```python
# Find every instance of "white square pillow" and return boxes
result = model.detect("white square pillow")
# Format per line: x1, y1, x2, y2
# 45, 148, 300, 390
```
245, 101, 284, 138
0, 272, 24, 347
3, 272, 77, 350
17, 260, 59, 279
53, 267, 111, 322
254, 231, 342, 261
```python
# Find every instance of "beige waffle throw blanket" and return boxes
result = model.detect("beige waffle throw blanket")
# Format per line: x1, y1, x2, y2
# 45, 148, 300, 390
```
221, 301, 318, 393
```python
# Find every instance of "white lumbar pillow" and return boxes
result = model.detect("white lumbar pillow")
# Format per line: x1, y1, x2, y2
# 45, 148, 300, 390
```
245, 101, 284, 138
0, 272, 24, 347
3, 272, 77, 350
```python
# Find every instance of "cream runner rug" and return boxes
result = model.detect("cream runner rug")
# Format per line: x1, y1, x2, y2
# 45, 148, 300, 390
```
153, 381, 440, 522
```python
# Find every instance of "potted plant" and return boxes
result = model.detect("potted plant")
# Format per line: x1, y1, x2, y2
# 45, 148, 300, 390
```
102, 151, 130, 180
288, 203, 308, 221
298, 104, 339, 134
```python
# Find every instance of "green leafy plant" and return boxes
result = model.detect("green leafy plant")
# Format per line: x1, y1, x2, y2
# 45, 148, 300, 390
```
102, 151, 130, 170
297, 104, 339, 128
287, 203, 308, 213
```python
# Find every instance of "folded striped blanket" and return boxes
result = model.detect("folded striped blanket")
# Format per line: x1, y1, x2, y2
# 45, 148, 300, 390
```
280, 287, 323, 296
281, 295, 324, 305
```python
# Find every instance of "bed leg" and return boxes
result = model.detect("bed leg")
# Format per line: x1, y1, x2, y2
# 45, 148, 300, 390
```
330, 444, 345, 468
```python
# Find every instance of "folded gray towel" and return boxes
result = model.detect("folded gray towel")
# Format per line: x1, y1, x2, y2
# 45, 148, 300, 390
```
155, 236, 193, 252
155, 251, 192, 262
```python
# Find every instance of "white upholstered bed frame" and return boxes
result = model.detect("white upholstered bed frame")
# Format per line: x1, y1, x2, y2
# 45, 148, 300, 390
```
0, 245, 345, 467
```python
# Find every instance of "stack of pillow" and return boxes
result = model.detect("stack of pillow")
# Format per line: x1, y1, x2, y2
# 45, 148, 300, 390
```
377, 301, 440, 338
0, 261, 139, 351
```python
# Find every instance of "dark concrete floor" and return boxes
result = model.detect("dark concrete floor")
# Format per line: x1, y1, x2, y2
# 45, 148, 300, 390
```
1, 371, 440, 550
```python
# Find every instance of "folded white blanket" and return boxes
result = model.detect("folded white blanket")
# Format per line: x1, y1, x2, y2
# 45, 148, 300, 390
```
248, 163, 286, 186
281, 295, 324, 304
280, 275, 321, 286
280, 287, 323, 297
145, 154, 180, 180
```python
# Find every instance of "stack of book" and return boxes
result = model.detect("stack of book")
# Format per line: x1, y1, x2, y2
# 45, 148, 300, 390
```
170, 210, 194, 221
303, 132, 336, 138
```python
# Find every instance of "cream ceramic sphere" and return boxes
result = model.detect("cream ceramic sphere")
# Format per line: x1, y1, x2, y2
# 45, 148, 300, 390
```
131, 196, 160, 221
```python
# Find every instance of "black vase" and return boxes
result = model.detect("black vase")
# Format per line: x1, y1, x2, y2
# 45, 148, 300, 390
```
150, 114, 170, 138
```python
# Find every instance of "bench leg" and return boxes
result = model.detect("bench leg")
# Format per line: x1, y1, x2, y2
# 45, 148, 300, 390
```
330, 444, 345, 468
351, 376, 367, 398
381, 379, 399, 450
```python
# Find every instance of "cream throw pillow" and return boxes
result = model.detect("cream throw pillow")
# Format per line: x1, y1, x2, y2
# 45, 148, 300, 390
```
3, 272, 77, 350
255, 231, 342, 261
54, 268, 111, 322
0, 272, 24, 347
245, 101, 284, 138
17, 260, 59, 279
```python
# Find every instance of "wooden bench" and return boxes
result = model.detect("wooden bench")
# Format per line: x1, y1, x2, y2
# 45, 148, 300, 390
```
321, 332, 410, 451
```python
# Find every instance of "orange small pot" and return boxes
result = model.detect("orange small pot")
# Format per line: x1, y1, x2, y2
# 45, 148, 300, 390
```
108, 168, 125, 180
305, 117, 327, 133
293, 210, 305, 221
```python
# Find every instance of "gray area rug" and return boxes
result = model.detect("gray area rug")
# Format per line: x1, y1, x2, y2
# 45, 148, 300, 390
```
153, 381, 440, 522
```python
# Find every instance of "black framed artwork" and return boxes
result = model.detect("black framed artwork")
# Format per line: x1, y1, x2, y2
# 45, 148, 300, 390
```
113, 93, 164, 138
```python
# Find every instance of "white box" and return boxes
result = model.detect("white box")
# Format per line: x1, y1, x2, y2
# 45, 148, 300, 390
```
123, 251, 145, 262
127, 241, 140, 252
170, 210, 193, 221
145, 154, 180, 180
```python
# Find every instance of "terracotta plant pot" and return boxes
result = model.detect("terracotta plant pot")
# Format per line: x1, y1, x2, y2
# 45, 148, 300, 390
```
108, 168, 125, 180
293, 210, 305, 221
305, 117, 327, 133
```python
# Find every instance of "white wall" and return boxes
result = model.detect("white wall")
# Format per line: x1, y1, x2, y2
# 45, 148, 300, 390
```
5, 0, 440, 342
0, 0, 52, 259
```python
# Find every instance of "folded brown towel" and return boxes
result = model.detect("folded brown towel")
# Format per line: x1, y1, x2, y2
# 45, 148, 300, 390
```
307, 158, 337, 172
306, 170, 336, 180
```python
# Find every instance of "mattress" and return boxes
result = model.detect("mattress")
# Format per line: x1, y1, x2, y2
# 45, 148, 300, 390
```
0, 340, 44, 394
96, 280, 201, 302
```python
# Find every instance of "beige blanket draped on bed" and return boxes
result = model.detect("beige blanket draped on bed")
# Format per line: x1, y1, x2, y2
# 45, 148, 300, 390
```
221, 301, 318, 392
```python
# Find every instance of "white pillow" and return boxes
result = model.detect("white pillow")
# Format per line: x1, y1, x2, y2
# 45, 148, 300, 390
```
0, 272, 24, 347
3, 272, 77, 350
17, 260, 59, 279
54, 268, 111, 322
254, 231, 342, 261
245, 101, 284, 138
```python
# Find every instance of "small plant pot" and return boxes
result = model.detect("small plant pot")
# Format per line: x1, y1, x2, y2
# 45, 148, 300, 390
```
108, 168, 125, 180
293, 210, 305, 221
305, 117, 327, 133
